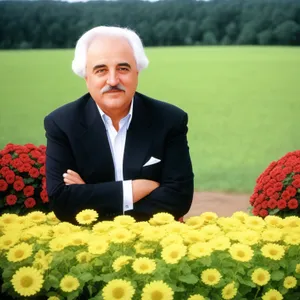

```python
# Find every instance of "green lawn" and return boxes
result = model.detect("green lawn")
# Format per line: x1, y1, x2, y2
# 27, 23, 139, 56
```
1, 47, 299, 193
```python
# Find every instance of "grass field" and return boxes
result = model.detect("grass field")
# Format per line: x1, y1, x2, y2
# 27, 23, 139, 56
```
1, 47, 300, 193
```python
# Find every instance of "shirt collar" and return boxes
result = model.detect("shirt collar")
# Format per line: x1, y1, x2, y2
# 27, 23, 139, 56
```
97, 98, 134, 130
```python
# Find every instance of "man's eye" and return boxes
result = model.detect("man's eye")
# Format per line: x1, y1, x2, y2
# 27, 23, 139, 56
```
96, 69, 105, 74
118, 67, 129, 72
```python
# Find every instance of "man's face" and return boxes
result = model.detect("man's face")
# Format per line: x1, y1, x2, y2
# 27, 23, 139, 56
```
85, 36, 139, 118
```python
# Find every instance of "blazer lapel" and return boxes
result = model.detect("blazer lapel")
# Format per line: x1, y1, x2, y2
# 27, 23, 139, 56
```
79, 97, 115, 181
123, 93, 153, 179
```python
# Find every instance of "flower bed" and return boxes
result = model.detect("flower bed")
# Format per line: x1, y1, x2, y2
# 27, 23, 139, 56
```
0, 211, 299, 300
0, 143, 49, 215
250, 150, 300, 218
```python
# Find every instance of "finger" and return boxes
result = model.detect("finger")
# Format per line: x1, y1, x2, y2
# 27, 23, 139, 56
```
67, 169, 80, 177
64, 178, 78, 185
63, 173, 79, 181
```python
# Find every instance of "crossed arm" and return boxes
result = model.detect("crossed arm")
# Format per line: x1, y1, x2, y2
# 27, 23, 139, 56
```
63, 169, 159, 203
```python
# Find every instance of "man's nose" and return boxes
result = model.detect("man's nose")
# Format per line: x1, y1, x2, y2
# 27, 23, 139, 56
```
106, 71, 119, 86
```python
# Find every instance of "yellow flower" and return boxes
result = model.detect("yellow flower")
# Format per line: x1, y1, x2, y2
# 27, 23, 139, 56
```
261, 229, 282, 242
163, 222, 187, 234
187, 295, 205, 300
130, 222, 151, 234
222, 282, 237, 299
141, 280, 174, 300
75, 209, 98, 225
229, 243, 254, 262
67, 232, 90, 246
200, 225, 221, 241
92, 221, 115, 235
232, 211, 249, 222
149, 213, 175, 225
262, 289, 283, 300
7, 242, 33, 262
11, 267, 44, 297
48, 297, 60, 300
200, 212, 218, 223
201, 268, 221, 286
109, 228, 135, 244
49, 237, 66, 252
132, 257, 156, 274
46, 212, 60, 225
33, 259, 50, 273
0, 213, 18, 226
210, 236, 231, 251
251, 268, 271, 286
134, 242, 155, 255
188, 242, 212, 260
296, 264, 300, 273
264, 216, 283, 227
282, 216, 300, 228
161, 244, 187, 264
238, 230, 260, 245
245, 216, 265, 230
141, 227, 166, 242
183, 229, 206, 244
261, 243, 285, 260
283, 276, 297, 289
217, 217, 243, 231
185, 216, 205, 229
60, 275, 80, 292
76, 251, 93, 263
284, 234, 300, 245
52, 223, 72, 236
102, 279, 135, 300
0, 234, 19, 250
113, 215, 136, 226
112, 256, 133, 272
160, 234, 183, 248
88, 240, 109, 255
27, 211, 47, 223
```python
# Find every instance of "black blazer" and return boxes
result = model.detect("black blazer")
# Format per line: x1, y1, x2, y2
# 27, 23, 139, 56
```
44, 92, 194, 223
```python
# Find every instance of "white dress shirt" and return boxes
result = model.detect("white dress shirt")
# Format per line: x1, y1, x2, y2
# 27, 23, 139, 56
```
97, 101, 134, 213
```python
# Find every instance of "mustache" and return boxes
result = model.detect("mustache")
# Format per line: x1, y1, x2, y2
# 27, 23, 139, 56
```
101, 84, 126, 94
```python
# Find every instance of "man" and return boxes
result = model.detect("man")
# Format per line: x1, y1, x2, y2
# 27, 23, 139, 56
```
44, 26, 194, 224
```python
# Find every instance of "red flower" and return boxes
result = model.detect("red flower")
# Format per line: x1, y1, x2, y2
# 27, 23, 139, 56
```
23, 186, 35, 197
292, 179, 300, 189
30, 150, 42, 159
273, 182, 283, 192
261, 201, 268, 209
40, 166, 46, 176
13, 180, 25, 192
5, 170, 15, 184
6, 194, 17, 206
288, 199, 299, 210
286, 186, 297, 197
24, 197, 36, 208
266, 188, 275, 197
276, 173, 286, 182
281, 190, 291, 201
268, 199, 277, 209
29, 168, 40, 178
19, 153, 31, 163
0, 179, 8, 192
0, 154, 12, 165
0, 166, 10, 176
277, 200, 287, 210
40, 189, 49, 203
38, 156, 46, 164
259, 209, 268, 217
10, 158, 23, 169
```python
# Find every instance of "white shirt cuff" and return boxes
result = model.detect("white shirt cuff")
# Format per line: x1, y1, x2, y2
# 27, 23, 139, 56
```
123, 180, 133, 212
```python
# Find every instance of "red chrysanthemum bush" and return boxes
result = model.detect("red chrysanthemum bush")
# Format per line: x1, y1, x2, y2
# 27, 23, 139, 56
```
250, 150, 300, 218
0, 143, 49, 215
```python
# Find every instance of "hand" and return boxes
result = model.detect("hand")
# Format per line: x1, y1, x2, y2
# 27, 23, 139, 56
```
63, 169, 85, 185
132, 179, 160, 203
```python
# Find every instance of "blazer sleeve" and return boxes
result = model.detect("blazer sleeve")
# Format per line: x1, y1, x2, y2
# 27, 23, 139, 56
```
132, 113, 194, 220
44, 115, 124, 223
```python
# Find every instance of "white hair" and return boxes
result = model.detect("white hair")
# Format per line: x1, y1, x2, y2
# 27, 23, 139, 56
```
72, 26, 149, 78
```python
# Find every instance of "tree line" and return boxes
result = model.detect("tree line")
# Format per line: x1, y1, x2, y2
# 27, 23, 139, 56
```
0, 0, 299, 49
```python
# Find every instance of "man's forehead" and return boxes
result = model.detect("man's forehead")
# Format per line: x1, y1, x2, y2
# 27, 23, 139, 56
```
87, 36, 133, 54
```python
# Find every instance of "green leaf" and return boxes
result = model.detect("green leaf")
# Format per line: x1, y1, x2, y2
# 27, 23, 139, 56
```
269, 208, 280, 215
271, 270, 285, 281
1, 282, 11, 293
79, 273, 94, 282
178, 274, 199, 284
2, 268, 14, 279
99, 273, 116, 283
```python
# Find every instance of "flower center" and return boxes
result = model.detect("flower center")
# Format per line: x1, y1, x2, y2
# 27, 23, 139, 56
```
258, 274, 265, 281
208, 275, 216, 282
112, 287, 124, 298
270, 249, 278, 256
151, 291, 163, 300
15, 250, 24, 258
21, 276, 33, 288
170, 251, 178, 258
237, 251, 245, 257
